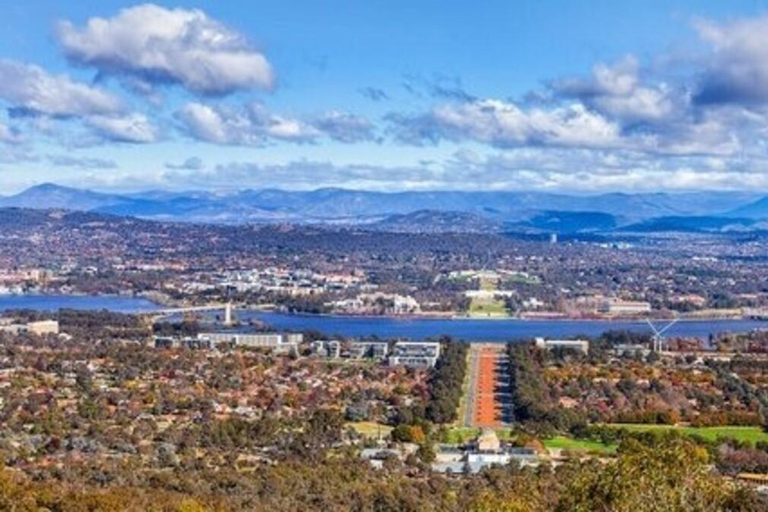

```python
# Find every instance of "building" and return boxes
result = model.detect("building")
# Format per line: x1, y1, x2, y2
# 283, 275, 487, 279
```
389, 341, 441, 368
26, 320, 60, 335
154, 336, 212, 350
431, 430, 539, 474
0, 319, 60, 336
599, 299, 652, 315
347, 341, 390, 359
534, 337, 589, 355
332, 292, 421, 315
197, 332, 303, 352
310, 339, 341, 358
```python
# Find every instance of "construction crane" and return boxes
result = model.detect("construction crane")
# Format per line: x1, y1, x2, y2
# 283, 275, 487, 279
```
646, 318, 679, 352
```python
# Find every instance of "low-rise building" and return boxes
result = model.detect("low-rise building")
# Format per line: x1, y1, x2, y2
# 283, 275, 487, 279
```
534, 337, 589, 355
154, 336, 212, 350
348, 341, 390, 359
310, 339, 342, 358
197, 332, 302, 352
389, 341, 441, 368
599, 299, 652, 315
0, 319, 60, 336
431, 430, 539, 474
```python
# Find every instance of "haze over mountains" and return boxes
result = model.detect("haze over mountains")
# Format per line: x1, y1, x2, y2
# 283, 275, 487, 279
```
3, 183, 768, 234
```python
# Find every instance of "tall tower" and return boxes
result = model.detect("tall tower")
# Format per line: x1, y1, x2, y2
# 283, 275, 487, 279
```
224, 302, 233, 326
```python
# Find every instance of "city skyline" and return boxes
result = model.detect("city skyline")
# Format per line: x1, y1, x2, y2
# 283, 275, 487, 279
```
2, 1, 768, 193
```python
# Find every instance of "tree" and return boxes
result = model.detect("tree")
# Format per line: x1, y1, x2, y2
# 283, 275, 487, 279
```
557, 438, 745, 512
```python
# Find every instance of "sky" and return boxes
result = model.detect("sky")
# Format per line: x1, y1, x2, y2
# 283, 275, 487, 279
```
2, 1, 768, 193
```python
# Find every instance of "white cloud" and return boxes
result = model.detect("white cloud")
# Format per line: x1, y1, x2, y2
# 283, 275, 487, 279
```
176, 102, 374, 146
392, 99, 621, 149
86, 113, 158, 143
0, 59, 123, 117
693, 15, 768, 105
551, 56, 676, 123
57, 4, 274, 96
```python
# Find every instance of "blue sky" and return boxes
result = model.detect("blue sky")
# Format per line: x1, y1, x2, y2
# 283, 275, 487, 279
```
2, 1, 768, 193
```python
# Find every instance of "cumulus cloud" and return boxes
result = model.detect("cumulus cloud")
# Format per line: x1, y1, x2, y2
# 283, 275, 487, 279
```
57, 4, 274, 96
86, 113, 159, 143
551, 56, 677, 123
175, 102, 315, 145
390, 99, 621, 149
693, 15, 768, 106
0, 59, 122, 118
176, 102, 374, 146
386, 40, 765, 160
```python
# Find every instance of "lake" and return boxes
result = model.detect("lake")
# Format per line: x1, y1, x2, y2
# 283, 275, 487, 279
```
0, 294, 161, 314
248, 312, 768, 342
1, 295, 765, 341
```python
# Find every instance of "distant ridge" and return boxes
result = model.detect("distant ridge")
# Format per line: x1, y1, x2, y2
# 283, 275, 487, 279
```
0, 184, 764, 231
725, 196, 768, 219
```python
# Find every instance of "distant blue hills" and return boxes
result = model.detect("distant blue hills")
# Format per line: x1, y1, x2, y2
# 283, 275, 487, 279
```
1, 183, 768, 234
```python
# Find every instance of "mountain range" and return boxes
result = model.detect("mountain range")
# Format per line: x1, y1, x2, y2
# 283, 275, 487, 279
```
3, 183, 768, 234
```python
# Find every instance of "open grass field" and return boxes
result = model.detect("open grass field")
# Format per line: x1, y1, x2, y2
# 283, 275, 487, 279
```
505, 274, 541, 285
604, 424, 768, 445
467, 297, 508, 317
348, 422, 393, 439
444, 427, 514, 444
544, 436, 617, 454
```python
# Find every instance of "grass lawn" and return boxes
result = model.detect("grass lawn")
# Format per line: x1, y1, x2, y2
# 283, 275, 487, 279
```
544, 436, 617, 454
348, 422, 393, 439
505, 275, 540, 285
444, 427, 514, 444
604, 424, 768, 445
454, 351, 472, 428
468, 297, 509, 317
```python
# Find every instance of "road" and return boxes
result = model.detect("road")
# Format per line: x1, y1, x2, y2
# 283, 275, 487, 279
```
463, 344, 512, 428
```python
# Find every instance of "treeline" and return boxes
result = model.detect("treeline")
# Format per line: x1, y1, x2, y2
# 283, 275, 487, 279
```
425, 339, 468, 424
507, 344, 587, 433
4, 436, 766, 511
390, 338, 467, 428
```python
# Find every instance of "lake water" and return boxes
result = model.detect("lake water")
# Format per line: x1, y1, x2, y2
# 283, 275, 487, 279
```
1, 295, 765, 341
0, 294, 161, 313
248, 311, 768, 342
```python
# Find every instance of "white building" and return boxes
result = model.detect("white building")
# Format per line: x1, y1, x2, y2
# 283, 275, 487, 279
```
534, 337, 589, 354
348, 341, 389, 359
310, 339, 342, 358
0, 319, 60, 336
198, 332, 302, 352
599, 300, 652, 315
389, 341, 441, 368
